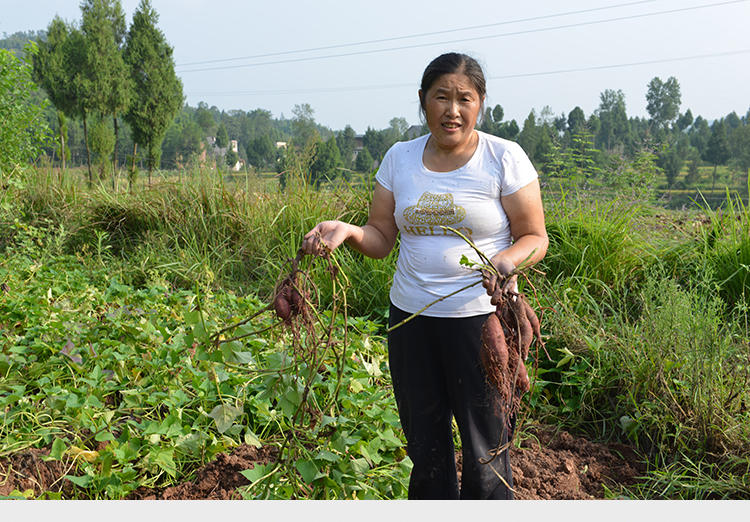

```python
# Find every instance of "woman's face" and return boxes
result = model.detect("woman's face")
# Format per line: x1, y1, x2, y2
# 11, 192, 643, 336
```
420, 72, 483, 151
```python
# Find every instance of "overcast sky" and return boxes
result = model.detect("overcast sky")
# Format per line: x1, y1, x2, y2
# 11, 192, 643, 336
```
3, 0, 750, 134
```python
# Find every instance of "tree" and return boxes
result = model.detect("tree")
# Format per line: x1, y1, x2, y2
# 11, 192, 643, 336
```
657, 139, 687, 188
310, 136, 342, 186
81, 0, 132, 188
704, 120, 730, 190
246, 135, 275, 170
479, 104, 505, 136
496, 120, 519, 141
292, 103, 318, 147
336, 125, 356, 169
676, 109, 693, 132
729, 123, 750, 186
161, 116, 202, 169
646, 76, 681, 131
567, 107, 586, 135
492, 105, 504, 125
225, 147, 239, 169
684, 153, 700, 188
35, 22, 94, 183
89, 116, 115, 179
215, 122, 229, 149
123, 0, 183, 186
596, 89, 630, 152
725, 111, 741, 130
54, 113, 71, 168
362, 127, 391, 163
0, 48, 50, 175
33, 17, 78, 175
195, 102, 214, 133
689, 116, 711, 157
389, 117, 409, 138
517, 111, 539, 161
355, 147, 374, 173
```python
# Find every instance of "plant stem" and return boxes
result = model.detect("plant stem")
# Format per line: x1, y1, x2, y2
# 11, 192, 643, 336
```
386, 280, 482, 333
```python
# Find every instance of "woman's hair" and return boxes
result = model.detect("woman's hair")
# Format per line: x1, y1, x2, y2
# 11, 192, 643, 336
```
419, 52, 486, 119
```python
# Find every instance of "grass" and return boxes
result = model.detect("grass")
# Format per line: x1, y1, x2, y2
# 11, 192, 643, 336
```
2, 160, 750, 498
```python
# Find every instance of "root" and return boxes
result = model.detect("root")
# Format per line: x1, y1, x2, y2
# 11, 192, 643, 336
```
480, 282, 545, 456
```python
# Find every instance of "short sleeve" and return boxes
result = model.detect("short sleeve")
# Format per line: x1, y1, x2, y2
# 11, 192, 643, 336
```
499, 142, 538, 196
374, 145, 396, 191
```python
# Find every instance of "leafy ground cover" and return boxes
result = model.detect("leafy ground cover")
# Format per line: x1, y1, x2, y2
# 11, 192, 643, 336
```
0, 219, 410, 499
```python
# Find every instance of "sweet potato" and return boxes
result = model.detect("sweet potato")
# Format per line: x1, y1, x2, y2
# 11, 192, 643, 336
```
480, 291, 542, 416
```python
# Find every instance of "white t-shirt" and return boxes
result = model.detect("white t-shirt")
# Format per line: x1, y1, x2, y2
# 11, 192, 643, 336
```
375, 130, 538, 317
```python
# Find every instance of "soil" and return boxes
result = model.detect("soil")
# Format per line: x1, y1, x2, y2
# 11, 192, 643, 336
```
457, 426, 644, 500
1, 426, 643, 500
0, 448, 74, 498
129, 445, 279, 500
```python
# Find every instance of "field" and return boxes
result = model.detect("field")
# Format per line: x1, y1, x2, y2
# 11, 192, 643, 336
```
1, 164, 749, 499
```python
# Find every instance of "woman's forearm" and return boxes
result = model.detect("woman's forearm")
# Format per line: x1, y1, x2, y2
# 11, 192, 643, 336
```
492, 233, 549, 270
345, 222, 397, 259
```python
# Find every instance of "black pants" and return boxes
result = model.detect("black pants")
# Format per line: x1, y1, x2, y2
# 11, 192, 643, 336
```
387, 304, 514, 500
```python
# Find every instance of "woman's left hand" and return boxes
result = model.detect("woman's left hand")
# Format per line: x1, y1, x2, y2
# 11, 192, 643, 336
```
481, 256, 516, 305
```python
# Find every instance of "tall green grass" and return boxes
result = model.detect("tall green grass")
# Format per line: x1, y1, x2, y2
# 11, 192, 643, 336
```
11, 164, 396, 319
530, 189, 750, 498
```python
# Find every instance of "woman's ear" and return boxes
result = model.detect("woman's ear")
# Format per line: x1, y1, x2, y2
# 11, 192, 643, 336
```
418, 89, 424, 109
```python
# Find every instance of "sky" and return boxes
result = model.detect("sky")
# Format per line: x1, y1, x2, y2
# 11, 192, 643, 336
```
3, 0, 750, 134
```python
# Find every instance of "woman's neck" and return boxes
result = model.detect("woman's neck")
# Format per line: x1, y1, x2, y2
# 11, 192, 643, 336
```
422, 130, 479, 172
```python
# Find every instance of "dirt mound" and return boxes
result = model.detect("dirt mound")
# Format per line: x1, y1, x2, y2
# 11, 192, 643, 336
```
509, 428, 643, 499
129, 444, 278, 500
1, 428, 642, 500
0, 448, 73, 498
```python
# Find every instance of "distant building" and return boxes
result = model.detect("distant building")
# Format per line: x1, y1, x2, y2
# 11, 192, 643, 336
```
229, 140, 242, 172
203, 136, 244, 171
405, 124, 426, 140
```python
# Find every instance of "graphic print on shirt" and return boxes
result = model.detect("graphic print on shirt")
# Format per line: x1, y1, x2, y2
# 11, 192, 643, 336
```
402, 191, 472, 237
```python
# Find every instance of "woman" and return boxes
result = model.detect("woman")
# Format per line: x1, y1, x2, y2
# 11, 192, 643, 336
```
301, 52, 548, 499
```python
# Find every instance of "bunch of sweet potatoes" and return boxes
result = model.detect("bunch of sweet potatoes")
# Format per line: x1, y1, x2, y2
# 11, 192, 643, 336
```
480, 290, 541, 415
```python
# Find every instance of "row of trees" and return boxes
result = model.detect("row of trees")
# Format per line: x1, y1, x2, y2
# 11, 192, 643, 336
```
158, 101, 415, 184
7, 22, 750, 191
496, 77, 750, 190
31, 0, 182, 187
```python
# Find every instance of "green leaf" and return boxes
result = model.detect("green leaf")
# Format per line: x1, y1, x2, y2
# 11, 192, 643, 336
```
459, 254, 474, 267
243, 430, 262, 448
151, 447, 177, 477
64, 474, 92, 488
295, 460, 319, 483
349, 379, 364, 393
556, 347, 576, 368
48, 437, 67, 460
350, 458, 370, 477
220, 341, 254, 364
315, 450, 341, 463
208, 403, 243, 434
176, 432, 207, 455
94, 431, 115, 443
240, 463, 272, 483
378, 427, 403, 448
184, 310, 202, 326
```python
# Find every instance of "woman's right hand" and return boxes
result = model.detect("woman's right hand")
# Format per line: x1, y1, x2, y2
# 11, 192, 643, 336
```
301, 220, 355, 257
481, 256, 517, 305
